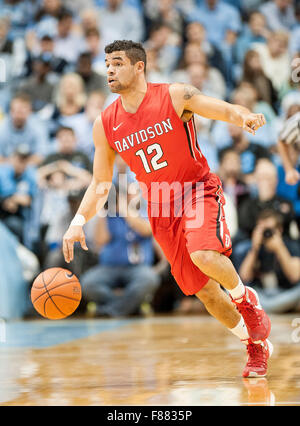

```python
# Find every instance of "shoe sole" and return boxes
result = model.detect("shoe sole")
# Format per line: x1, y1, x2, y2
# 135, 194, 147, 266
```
245, 339, 273, 378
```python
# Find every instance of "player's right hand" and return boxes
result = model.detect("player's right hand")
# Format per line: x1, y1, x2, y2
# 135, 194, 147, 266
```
63, 226, 88, 263
285, 168, 300, 185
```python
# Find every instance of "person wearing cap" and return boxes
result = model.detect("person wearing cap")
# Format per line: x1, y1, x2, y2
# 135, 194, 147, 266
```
0, 145, 37, 243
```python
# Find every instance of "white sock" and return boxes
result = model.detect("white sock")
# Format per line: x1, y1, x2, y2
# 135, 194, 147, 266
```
228, 276, 245, 302
229, 317, 249, 344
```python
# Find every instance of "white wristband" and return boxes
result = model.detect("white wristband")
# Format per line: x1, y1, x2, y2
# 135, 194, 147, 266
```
70, 214, 86, 227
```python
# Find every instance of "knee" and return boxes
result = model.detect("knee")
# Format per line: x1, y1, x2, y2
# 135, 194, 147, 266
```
190, 250, 218, 269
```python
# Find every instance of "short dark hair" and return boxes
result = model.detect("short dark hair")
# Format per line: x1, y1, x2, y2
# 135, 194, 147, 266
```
105, 40, 147, 73
257, 209, 284, 228
56, 126, 75, 136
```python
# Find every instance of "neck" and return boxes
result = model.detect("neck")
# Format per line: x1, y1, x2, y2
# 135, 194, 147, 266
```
120, 79, 148, 114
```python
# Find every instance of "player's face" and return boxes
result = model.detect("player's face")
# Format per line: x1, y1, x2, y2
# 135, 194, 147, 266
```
105, 51, 139, 93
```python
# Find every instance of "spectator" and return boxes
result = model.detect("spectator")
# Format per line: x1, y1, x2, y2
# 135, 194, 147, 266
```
81, 184, 161, 317
219, 123, 271, 181
241, 49, 278, 111
144, 0, 184, 36
186, 62, 226, 99
79, 7, 100, 34
279, 51, 300, 106
64, 0, 94, 15
0, 0, 37, 40
218, 25, 240, 93
0, 145, 37, 243
75, 91, 107, 161
144, 23, 181, 75
260, 0, 296, 32
76, 52, 108, 95
188, 0, 242, 47
253, 30, 291, 93
42, 188, 96, 277
53, 10, 85, 65
212, 85, 277, 150
172, 44, 226, 98
276, 107, 300, 231
238, 159, 295, 239
33, 0, 69, 35
0, 93, 49, 164
49, 72, 87, 136
17, 53, 55, 112
236, 11, 270, 63
145, 49, 171, 83
233, 208, 300, 314
289, 5, 300, 54
0, 16, 24, 109
24, 32, 69, 77
41, 126, 92, 172
185, 21, 225, 75
218, 147, 250, 209
83, 28, 106, 75
98, 0, 145, 47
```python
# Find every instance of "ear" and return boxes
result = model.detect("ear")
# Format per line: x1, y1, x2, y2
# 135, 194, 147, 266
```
136, 61, 145, 74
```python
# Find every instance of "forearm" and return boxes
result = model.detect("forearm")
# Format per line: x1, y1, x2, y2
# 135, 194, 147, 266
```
227, 104, 251, 128
74, 178, 112, 223
275, 243, 300, 283
278, 140, 294, 173
239, 248, 259, 283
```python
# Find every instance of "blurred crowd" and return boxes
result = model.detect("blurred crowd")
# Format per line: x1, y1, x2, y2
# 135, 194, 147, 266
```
0, 0, 300, 320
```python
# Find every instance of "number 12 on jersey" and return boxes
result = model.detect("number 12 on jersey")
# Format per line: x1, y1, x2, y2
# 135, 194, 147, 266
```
135, 143, 168, 173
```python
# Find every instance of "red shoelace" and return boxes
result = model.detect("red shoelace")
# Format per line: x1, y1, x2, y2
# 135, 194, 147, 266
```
246, 343, 267, 368
236, 300, 262, 328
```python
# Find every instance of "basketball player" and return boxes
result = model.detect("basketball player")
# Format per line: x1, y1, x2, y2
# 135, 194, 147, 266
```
62, 40, 272, 378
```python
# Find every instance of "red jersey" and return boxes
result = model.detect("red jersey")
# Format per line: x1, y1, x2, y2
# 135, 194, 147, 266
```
101, 83, 210, 201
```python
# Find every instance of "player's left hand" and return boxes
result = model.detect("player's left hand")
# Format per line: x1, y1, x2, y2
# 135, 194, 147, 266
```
243, 113, 266, 135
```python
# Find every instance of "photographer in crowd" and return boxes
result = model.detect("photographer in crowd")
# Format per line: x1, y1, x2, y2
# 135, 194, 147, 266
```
233, 209, 300, 314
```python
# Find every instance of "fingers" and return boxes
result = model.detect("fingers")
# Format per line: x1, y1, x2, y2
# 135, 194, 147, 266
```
80, 236, 88, 251
63, 237, 74, 264
244, 114, 266, 134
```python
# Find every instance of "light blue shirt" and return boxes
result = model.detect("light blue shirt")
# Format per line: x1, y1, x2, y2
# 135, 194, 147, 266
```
0, 116, 50, 158
290, 26, 300, 55
188, 0, 242, 46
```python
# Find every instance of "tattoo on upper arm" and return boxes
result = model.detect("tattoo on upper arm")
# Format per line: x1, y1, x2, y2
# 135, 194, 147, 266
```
183, 85, 201, 100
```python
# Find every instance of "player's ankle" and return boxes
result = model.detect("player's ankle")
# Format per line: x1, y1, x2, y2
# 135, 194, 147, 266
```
228, 277, 245, 302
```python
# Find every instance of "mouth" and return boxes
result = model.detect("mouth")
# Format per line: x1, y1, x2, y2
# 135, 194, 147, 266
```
108, 78, 117, 85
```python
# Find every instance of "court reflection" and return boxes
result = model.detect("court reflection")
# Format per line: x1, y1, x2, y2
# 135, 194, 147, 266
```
0, 315, 299, 405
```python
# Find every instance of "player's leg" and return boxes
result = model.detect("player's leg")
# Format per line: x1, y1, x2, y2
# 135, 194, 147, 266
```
190, 249, 239, 291
190, 249, 271, 342
195, 278, 241, 328
195, 278, 272, 378
184, 174, 271, 343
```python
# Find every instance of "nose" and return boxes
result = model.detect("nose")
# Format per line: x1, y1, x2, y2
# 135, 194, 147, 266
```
107, 64, 115, 75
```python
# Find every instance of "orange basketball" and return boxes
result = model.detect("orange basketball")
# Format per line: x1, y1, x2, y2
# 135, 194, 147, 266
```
31, 268, 82, 320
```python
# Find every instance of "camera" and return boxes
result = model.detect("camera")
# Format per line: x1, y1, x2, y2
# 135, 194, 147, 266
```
263, 228, 274, 239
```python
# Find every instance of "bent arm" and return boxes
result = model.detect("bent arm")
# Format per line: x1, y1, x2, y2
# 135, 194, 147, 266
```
62, 116, 115, 263
75, 116, 116, 223
169, 83, 266, 134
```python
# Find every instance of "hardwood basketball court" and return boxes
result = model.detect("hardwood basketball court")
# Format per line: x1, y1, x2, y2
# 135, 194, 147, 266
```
0, 314, 299, 406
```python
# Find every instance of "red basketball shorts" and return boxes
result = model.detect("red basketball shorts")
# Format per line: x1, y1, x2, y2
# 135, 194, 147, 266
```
148, 173, 232, 295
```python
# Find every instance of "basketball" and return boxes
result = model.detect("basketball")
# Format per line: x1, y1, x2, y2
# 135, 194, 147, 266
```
31, 268, 82, 320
